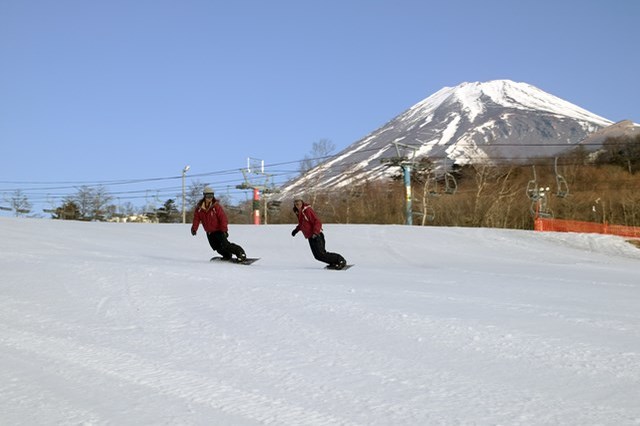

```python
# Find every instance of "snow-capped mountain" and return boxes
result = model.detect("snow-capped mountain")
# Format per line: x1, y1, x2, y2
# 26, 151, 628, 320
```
279, 80, 618, 197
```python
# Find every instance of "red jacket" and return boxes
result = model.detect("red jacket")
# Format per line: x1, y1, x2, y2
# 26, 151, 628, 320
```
191, 199, 228, 234
295, 203, 322, 239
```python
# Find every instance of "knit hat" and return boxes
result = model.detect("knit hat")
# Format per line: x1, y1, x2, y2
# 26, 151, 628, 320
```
203, 186, 214, 196
293, 195, 304, 202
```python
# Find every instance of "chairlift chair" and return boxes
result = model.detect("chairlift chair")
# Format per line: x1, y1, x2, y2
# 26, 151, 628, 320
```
554, 157, 569, 198
531, 202, 553, 218
423, 206, 436, 222
413, 209, 435, 225
426, 170, 440, 197
443, 172, 457, 195
526, 165, 540, 200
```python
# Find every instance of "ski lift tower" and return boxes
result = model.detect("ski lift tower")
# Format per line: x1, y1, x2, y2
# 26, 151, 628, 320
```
236, 157, 278, 225
381, 142, 418, 225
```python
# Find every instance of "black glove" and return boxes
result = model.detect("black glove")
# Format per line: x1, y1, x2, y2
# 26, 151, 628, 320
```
224, 232, 229, 238
191, 229, 196, 236
291, 228, 299, 237
311, 234, 318, 239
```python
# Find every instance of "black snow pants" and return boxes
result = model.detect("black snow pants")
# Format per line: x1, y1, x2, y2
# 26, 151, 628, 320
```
308, 232, 344, 266
207, 231, 245, 259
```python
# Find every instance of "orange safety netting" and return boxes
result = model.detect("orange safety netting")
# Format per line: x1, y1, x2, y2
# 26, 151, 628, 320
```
535, 217, 640, 239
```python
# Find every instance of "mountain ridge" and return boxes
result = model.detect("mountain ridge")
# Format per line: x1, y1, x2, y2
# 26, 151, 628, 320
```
278, 80, 636, 198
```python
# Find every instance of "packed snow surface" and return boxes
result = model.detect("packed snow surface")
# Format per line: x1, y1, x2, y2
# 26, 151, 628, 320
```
1, 217, 640, 425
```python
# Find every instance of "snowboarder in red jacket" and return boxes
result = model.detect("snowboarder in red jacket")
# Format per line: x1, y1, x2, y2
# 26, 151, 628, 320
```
191, 187, 246, 262
291, 197, 346, 269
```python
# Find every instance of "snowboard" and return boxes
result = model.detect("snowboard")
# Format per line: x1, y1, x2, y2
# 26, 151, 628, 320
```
210, 256, 260, 265
325, 264, 354, 271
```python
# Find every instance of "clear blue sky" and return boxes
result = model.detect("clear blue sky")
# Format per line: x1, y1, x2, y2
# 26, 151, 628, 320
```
1, 0, 638, 216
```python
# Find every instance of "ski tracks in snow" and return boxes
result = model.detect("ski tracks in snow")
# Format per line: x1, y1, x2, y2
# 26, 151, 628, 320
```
2, 221, 640, 425
0, 314, 358, 426
237, 280, 640, 425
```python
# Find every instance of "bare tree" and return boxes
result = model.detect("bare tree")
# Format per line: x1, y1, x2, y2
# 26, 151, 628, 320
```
299, 139, 336, 174
73, 186, 94, 220
296, 139, 337, 207
180, 180, 209, 222
69, 185, 113, 220
8, 189, 32, 216
120, 202, 137, 217
92, 186, 113, 220
186, 181, 208, 206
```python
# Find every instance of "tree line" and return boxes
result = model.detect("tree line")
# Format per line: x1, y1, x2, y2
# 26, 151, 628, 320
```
7, 134, 639, 230
264, 134, 640, 229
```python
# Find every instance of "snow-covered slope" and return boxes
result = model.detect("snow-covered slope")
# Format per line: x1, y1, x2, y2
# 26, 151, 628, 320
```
279, 80, 615, 198
440, 80, 611, 124
2, 217, 640, 425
